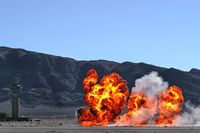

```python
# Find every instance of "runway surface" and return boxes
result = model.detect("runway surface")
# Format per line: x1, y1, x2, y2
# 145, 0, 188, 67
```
1, 127, 200, 133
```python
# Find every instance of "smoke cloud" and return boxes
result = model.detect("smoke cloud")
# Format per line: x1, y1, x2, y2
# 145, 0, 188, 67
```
132, 72, 200, 126
133, 71, 168, 98
173, 101, 200, 126
114, 72, 171, 126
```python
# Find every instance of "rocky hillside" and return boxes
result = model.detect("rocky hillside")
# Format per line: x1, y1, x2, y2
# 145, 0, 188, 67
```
0, 46, 200, 109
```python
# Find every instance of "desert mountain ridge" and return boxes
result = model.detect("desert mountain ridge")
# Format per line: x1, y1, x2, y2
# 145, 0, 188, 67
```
0, 46, 200, 110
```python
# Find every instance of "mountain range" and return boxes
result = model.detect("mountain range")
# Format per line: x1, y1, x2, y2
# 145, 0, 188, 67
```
0, 46, 200, 116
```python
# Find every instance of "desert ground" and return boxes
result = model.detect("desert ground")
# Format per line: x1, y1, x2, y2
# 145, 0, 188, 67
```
1, 126, 200, 133
0, 118, 200, 133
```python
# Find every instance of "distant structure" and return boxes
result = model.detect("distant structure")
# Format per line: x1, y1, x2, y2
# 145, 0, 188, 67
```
10, 84, 20, 120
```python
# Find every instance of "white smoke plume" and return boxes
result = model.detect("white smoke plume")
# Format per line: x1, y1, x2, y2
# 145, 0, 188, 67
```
132, 72, 200, 126
173, 101, 200, 126
113, 72, 169, 126
133, 71, 168, 98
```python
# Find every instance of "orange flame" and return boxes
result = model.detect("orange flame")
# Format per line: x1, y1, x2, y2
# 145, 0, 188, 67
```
115, 91, 157, 126
77, 69, 184, 127
77, 69, 129, 126
156, 86, 184, 125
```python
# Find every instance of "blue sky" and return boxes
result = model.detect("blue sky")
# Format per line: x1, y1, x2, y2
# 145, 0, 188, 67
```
0, 0, 200, 71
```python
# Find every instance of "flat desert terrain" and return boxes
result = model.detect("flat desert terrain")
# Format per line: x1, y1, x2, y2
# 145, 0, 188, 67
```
0, 118, 200, 133
1, 126, 200, 133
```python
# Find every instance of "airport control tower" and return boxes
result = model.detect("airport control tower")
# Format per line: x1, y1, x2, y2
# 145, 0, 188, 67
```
10, 84, 20, 120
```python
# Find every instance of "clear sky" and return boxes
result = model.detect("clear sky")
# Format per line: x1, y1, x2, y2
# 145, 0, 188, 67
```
0, 0, 200, 71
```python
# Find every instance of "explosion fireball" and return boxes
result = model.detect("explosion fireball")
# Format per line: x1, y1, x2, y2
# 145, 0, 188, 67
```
77, 69, 128, 126
156, 86, 184, 125
77, 69, 184, 127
